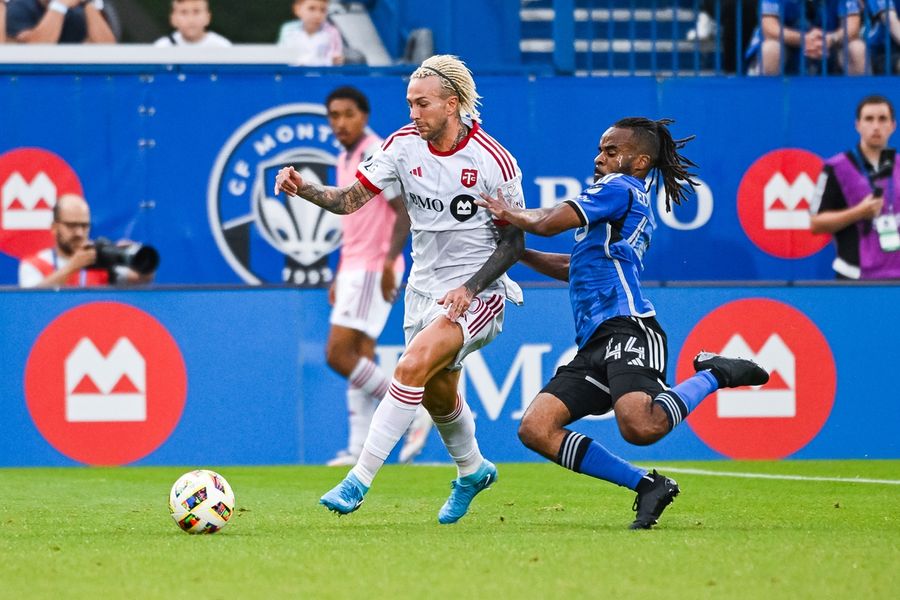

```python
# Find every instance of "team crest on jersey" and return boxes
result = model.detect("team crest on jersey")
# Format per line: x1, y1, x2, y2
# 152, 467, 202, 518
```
461, 169, 478, 188
450, 195, 478, 222
208, 104, 343, 286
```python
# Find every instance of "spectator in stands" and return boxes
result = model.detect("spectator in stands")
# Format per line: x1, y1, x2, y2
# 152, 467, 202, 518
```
745, 0, 865, 75
810, 95, 900, 280
865, 0, 900, 74
1, 0, 7, 43
689, 0, 759, 73
19, 194, 156, 288
6, 0, 115, 43
277, 0, 343, 66
154, 0, 230, 48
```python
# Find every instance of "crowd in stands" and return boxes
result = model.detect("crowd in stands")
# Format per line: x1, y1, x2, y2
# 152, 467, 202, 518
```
2, 1, 900, 74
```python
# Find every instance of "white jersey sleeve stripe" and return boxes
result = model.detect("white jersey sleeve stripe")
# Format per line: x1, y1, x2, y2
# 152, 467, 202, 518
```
473, 134, 513, 181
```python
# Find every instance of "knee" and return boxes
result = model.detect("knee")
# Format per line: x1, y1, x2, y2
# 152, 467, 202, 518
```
393, 354, 429, 387
617, 418, 665, 446
517, 417, 542, 451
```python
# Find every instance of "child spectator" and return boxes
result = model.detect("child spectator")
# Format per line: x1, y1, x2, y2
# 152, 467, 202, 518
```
277, 0, 343, 66
154, 0, 230, 47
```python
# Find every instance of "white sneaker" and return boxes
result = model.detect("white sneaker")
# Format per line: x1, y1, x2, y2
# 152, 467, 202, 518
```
326, 450, 358, 467
398, 406, 433, 463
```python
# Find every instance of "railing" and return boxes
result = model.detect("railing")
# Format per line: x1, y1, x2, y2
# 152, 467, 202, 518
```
525, 0, 893, 76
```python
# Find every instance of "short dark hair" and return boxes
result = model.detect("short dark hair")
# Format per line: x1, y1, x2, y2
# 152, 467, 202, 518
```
857, 95, 895, 121
326, 86, 370, 114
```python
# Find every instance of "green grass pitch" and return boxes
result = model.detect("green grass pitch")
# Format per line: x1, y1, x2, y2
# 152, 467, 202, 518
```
1, 461, 897, 599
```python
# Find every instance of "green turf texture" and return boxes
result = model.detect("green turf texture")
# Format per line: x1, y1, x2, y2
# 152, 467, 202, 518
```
1, 461, 897, 599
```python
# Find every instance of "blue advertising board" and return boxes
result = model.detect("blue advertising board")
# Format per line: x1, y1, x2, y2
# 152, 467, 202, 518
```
0, 284, 895, 467
0, 69, 892, 286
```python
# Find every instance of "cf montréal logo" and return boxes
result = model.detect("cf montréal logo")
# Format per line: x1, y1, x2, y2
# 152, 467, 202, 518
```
208, 104, 343, 285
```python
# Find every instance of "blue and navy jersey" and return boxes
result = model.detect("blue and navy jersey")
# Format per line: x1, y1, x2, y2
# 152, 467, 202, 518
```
865, 0, 899, 49
565, 173, 656, 349
746, 0, 861, 60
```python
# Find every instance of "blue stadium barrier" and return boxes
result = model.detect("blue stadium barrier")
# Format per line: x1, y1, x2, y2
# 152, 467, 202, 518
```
0, 67, 892, 286
0, 285, 896, 467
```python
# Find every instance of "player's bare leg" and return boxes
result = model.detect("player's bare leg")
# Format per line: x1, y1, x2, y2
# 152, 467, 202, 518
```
320, 317, 461, 514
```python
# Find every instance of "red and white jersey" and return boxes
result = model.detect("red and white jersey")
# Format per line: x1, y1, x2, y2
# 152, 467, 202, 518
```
356, 120, 524, 303
336, 133, 403, 272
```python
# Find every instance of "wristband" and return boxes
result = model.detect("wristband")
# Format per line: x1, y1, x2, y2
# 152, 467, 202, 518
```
48, 0, 69, 15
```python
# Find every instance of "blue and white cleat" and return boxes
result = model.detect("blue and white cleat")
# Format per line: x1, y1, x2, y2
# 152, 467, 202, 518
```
319, 472, 368, 515
437, 459, 498, 524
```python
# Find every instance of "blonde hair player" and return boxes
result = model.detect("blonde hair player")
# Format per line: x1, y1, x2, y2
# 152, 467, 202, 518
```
275, 54, 526, 524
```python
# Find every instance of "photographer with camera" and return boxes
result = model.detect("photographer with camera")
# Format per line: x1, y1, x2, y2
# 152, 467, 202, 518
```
18, 194, 158, 288
811, 95, 900, 281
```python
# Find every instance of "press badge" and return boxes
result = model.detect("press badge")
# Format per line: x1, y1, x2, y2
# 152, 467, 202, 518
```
875, 214, 900, 252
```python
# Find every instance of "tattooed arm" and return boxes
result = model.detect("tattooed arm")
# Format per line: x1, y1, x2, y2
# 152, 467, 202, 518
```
273, 166, 377, 215
438, 224, 525, 321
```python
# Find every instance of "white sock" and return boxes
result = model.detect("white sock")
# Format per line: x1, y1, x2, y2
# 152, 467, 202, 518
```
351, 379, 423, 487
433, 394, 483, 477
346, 386, 375, 457
349, 357, 391, 400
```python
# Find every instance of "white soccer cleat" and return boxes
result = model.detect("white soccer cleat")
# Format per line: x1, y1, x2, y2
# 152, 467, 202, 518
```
326, 450, 359, 467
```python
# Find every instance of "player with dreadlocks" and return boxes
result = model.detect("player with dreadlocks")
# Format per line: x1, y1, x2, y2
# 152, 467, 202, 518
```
476, 117, 769, 529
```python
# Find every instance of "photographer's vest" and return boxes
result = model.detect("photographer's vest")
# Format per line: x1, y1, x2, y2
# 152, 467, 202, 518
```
826, 150, 900, 279
23, 248, 110, 287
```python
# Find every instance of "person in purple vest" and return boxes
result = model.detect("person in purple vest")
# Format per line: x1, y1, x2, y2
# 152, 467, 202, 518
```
811, 95, 900, 280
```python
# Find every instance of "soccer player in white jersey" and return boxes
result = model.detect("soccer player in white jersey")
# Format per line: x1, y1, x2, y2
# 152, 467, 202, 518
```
322, 85, 432, 467
275, 55, 526, 524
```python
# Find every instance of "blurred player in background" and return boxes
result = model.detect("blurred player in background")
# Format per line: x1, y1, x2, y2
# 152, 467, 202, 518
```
276, 55, 525, 524
477, 117, 769, 529
321, 85, 433, 467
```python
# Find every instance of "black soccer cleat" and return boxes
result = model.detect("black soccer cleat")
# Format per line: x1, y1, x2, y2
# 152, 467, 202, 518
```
693, 351, 770, 388
629, 470, 680, 530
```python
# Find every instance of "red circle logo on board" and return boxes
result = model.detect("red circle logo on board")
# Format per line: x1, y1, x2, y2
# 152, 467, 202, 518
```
24, 302, 187, 466
0, 148, 84, 259
678, 298, 836, 459
737, 148, 831, 259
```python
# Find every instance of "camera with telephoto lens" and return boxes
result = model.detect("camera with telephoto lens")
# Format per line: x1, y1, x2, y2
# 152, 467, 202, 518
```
91, 237, 160, 275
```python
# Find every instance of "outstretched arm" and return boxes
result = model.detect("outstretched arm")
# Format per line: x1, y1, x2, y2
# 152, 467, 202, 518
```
274, 166, 377, 215
521, 249, 570, 282
476, 188, 582, 236
438, 224, 525, 321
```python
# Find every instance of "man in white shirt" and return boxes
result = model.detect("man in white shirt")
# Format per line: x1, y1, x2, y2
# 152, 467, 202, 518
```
154, 0, 230, 47
275, 54, 525, 524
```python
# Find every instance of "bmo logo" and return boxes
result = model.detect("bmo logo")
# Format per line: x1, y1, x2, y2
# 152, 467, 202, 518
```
25, 302, 187, 465
737, 149, 831, 259
678, 298, 836, 459
0, 148, 83, 259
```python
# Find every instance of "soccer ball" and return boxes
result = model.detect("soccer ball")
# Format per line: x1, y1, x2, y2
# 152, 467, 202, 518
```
168, 469, 236, 534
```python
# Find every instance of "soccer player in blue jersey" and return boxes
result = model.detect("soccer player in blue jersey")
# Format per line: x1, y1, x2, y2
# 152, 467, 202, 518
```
476, 117, 770, 529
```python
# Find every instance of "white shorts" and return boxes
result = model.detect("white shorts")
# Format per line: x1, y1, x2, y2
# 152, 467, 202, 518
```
403, 286, 505, 371
330, 268, 401, 339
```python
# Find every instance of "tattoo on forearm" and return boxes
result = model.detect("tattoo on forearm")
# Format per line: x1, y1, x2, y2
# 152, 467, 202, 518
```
298, 181, 372, 215
463, 227, 525, 296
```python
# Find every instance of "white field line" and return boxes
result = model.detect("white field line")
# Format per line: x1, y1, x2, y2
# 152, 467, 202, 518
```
653, 466, 900, 486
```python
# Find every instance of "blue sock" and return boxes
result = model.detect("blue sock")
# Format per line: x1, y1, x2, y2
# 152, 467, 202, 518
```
557, 431, 646, 490
654, 370, 718, 429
